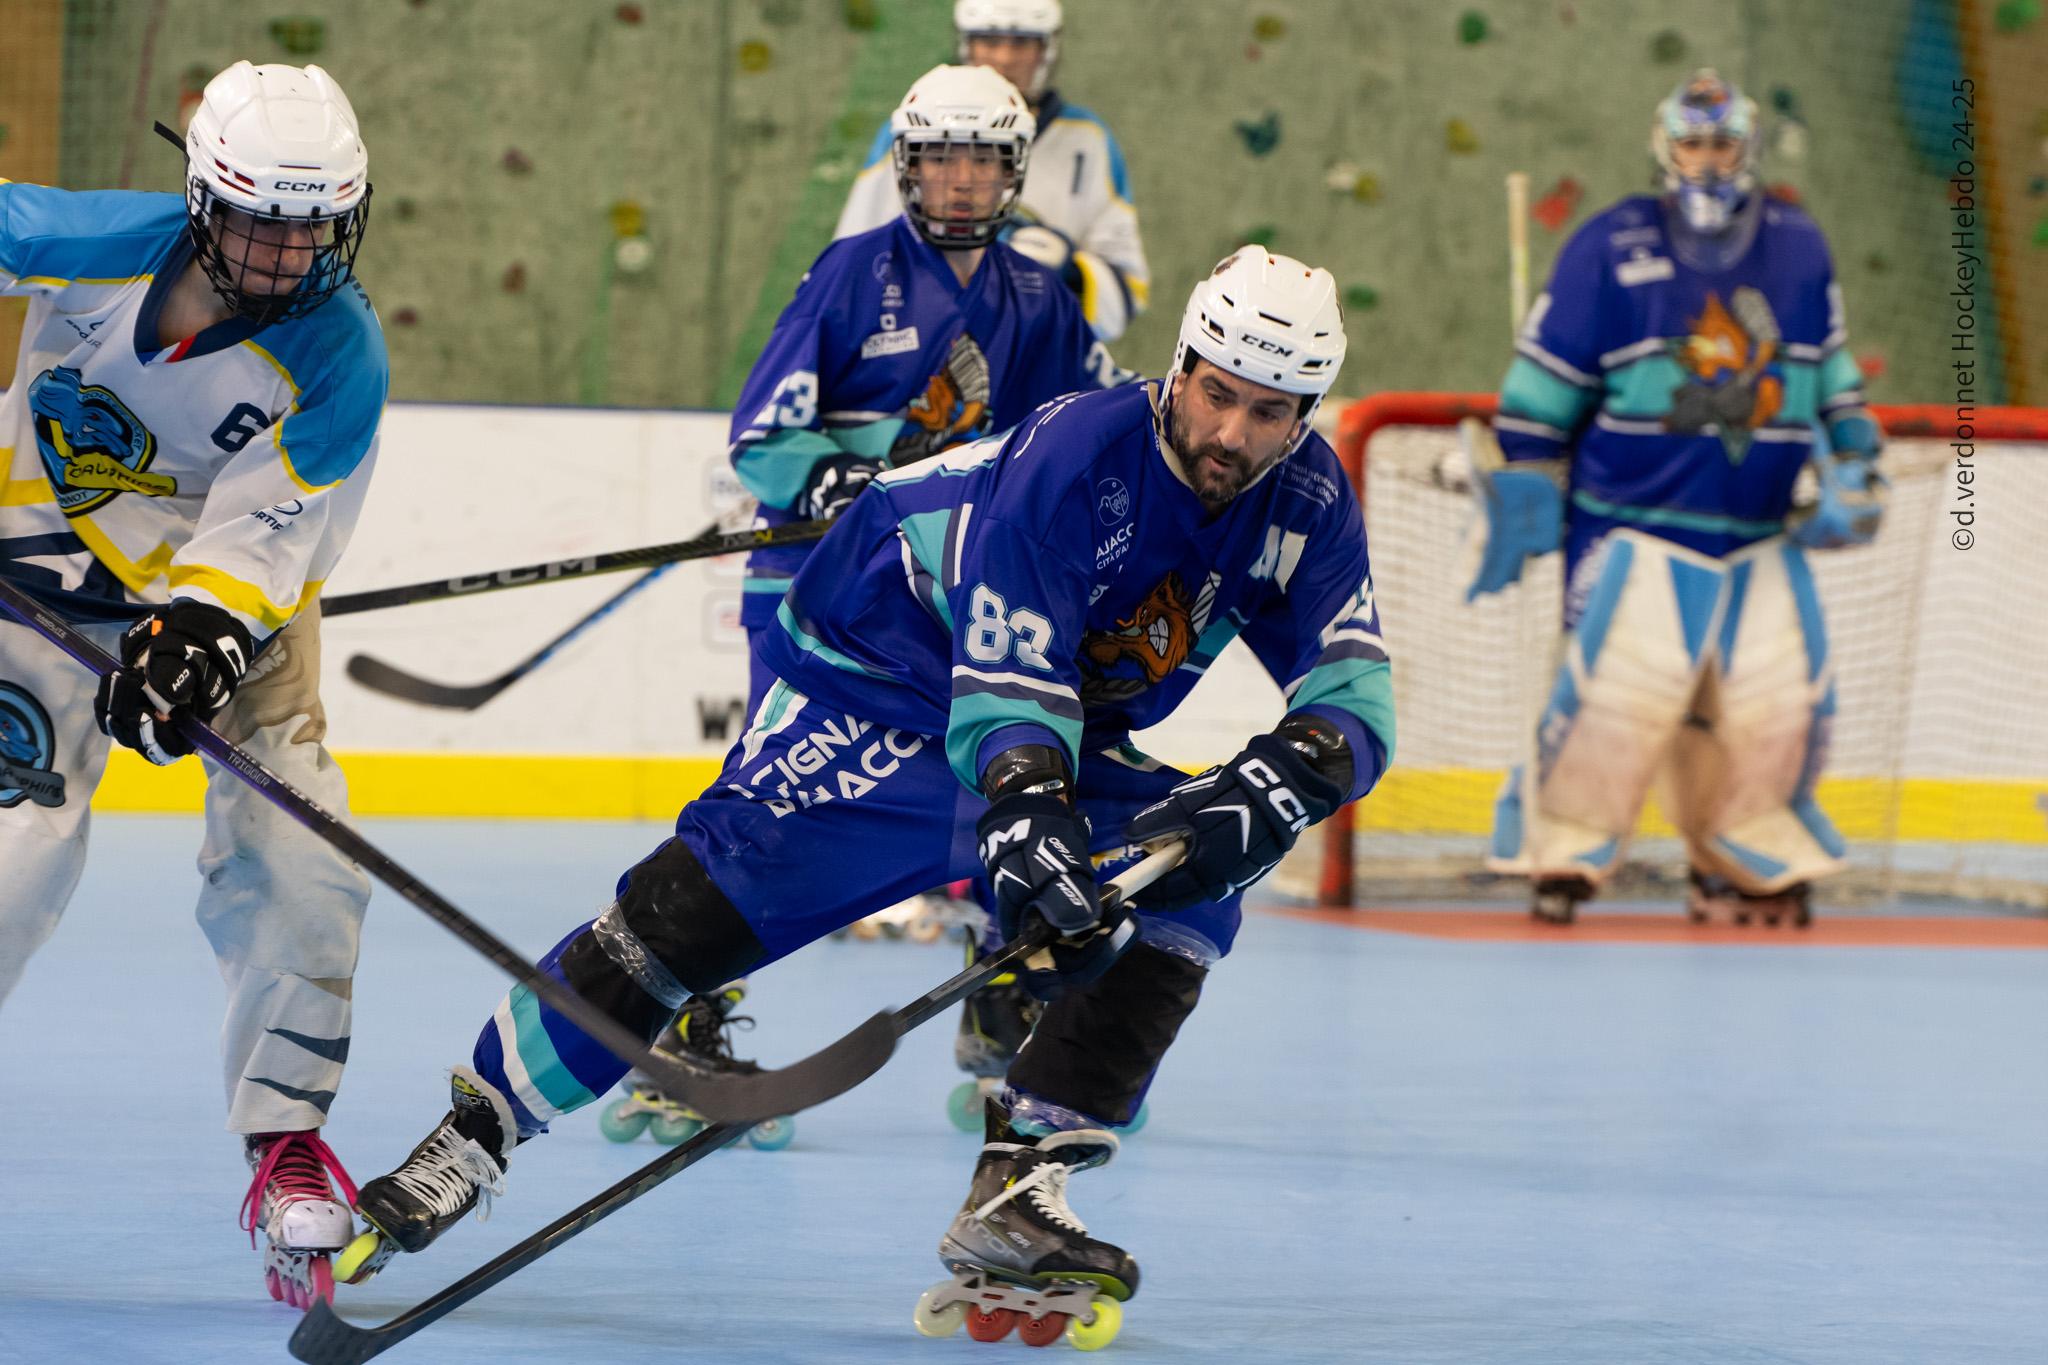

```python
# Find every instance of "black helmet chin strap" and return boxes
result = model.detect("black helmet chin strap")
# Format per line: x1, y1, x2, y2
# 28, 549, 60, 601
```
153, 121, 184, 152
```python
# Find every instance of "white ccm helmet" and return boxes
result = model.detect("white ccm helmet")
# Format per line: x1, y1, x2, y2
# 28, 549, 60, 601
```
183, 61, 371, 324
1172, 245, 1348, 443
954, 0, 1062, 101
891, 64, 1035, 252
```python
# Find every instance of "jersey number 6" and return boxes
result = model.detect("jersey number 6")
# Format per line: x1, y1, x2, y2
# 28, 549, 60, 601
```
965, 583, 1054, 670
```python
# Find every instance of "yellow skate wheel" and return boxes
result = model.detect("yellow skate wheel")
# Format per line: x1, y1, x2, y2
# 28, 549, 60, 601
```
333, 1229, 390, 1285
1066, 1295, 1122, 1351
912, 1288, 966, 1338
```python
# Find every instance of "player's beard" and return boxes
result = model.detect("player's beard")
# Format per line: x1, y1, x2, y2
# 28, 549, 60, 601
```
1168, 395, 1283, 511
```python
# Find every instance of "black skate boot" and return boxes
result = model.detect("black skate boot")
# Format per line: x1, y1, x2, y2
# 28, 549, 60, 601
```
1532, 874, 1593, 925
338, 1069, 514, 1283
913, 1102, 1135, 1349
1687, 869, 1814, 928
947, 971, 1043, 1132
598, 984, 795, 1151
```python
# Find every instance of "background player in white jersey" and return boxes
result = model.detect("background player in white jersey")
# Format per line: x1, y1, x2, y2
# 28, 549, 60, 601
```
0, 62, 386, 1308
835, 0, 1150, 342
1468, 70, 1883, 927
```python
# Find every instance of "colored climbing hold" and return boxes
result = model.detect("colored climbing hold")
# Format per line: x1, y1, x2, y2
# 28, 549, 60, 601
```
1446, 118, 1479, 154
1855, 350, 1887, 382
1235, 111, 1281, 157
1323, 162, 1360, 193
2034, 214, 2048, 246
1532, 176, 1582, 231
609, 199, 647, 239
268, 17, 326, 57
1242, 223, 1280, 247
1770, 86, 1800, 115
615, 3, 643, 24
1773, 120, 1808, 163
501, 262, 527, 294
615, 236, 654, 275
501, 147, 534, 175
1558, 2, 1576, 23
844, 0, 879, 30
1650, 29, 1685, 63
1458, 11, 1488, 44
738, 40, 774, 72
392, 197, 417, 222
1765, 181, 1802, 205
2030, 175, 2047, 196
1864, 251, 1889, 274
1994, 0, 2040, 32
1253, 14, 1287, 41
1344, 284, 1380, 312
391, 307, 419, 327
1352, 173, 1382, 204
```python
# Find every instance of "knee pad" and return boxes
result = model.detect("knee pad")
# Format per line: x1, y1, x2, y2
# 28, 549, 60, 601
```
1006, 943, 1205, 1128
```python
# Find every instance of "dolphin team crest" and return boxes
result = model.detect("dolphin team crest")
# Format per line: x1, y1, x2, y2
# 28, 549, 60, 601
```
28, 366, 173, 515
1663, 287, 1785, 465
0, 683, 66, 810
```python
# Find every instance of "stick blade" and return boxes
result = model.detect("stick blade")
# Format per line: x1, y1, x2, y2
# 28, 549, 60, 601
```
642, 1010, 899, 1124
346, 653, 506, 711
289, 1300, 386, 1365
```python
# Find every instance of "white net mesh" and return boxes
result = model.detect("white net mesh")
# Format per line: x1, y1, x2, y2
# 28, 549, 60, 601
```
1320, 396, 2048, 909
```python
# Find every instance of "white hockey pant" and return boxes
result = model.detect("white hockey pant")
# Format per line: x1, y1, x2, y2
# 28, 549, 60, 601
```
1487, 530, 1847, 894
0, 601, 370, 1132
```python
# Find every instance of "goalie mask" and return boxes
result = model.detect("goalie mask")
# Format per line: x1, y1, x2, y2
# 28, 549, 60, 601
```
1651, 68, 1760, 237
183, 61, 371, 326
954, 0, 1062, 102
1169, 245, 1347, 456
891, 64, 1034, 252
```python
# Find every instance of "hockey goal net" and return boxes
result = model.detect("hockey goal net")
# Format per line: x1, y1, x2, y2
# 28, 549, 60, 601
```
1306, 393, 2048, 911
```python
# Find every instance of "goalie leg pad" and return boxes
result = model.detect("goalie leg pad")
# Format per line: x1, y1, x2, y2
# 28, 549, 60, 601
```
1004, 943, 1205, 1130
1495, 531, 1728, 886
1662, 540, 1846, 894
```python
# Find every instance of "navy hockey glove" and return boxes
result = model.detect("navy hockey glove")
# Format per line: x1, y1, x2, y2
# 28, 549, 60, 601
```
977, 745, 1134, 998
797, 454, 883, 522
93, 600, 252, 765
1123, 725, 1348, 911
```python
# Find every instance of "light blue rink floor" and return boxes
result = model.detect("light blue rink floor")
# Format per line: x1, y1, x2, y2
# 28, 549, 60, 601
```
1, 819, 2045, 1365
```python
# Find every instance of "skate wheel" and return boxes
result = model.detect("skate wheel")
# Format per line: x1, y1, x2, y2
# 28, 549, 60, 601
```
1122, 1099, 1150, 1136
598, 1100, 651, 1143
909, 919, 944, 944
747, 1116, 795, 1151
912, 1289, 966, 1338
650, 1113, 704, 1145
1687, 906, 1707, 925
333, 1229, 392, 1286
1794, 906, 1814, 929
308, 1255, 335, 1309
265, 1267, 285, 1303
965, 1306, 1020, 1342
1018, 1311, 1069, 1347
1065, 1296, 1123, 1351
947, 1080, 984, 1133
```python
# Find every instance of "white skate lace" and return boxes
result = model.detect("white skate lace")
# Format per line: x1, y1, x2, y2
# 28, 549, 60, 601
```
389, 1127, 506, 1224
971, 1160, 1087, 1235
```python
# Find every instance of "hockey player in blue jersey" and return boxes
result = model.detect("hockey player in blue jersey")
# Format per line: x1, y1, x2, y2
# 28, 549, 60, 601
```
0, 63, 385, 1307
345, 248, 1394, 1345
836, 0, 1151, 342
1469, 70, 1883, 927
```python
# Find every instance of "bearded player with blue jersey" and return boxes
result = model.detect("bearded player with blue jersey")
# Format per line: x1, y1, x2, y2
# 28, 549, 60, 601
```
0, 63, 386, 1307
1469, 70, 1884, 928
344, 247, 1394, 1346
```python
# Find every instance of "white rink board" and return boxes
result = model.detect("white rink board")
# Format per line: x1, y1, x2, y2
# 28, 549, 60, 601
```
318, 402, 1278, 767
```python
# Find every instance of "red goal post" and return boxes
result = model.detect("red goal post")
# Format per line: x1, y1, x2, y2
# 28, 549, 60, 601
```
1309, 392, 2048, 909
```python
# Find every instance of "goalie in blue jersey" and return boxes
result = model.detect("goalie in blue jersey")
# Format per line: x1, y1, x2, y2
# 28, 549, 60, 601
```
343, 249, 1395, 1344
1468, 70, 1885, 927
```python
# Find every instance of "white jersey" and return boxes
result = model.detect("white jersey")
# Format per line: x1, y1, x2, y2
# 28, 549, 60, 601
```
0, 182, 386, 640
834, 92, 1150, 342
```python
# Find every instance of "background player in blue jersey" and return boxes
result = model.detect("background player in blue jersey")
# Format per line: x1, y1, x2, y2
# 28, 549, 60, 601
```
1467, 70, 1884, 928
836, 0, 1151, 343
0, 62, 385, 1308
344, 248, 1395, 1346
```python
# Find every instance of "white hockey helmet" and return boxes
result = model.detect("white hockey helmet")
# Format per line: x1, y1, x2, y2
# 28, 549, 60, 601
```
890, 64, 1035, 252
183, 60, 371, 324
954, 0, 1062, 101
1172, 246, 1348, 436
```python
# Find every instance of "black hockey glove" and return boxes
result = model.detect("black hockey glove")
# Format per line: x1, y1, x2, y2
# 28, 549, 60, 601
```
1122, 719, 1350, 911
977, 745, 1134, 998
93, 600, 253, 765
797, 454, 883, 522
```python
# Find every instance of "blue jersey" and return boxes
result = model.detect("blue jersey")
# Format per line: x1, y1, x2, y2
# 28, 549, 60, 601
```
757, 381, 1396, 802
728, 217, 1116, 628
1495, 194, 1873, 573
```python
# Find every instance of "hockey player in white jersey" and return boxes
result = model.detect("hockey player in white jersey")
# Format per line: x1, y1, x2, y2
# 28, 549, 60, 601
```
835, 0, 1150, 342
1470, 70, 1883, 927
0, 62, 385, 1307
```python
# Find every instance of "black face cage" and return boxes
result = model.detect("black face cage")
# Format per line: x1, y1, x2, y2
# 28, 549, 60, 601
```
184, 177, 372, 326
892, 136, 1025, 251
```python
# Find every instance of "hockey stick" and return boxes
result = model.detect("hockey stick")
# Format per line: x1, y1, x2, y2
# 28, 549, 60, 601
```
321, 519, 831, 618
345, 560, 675, 711
0, 578, 888, 1125
288, 845, 1183, 1365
